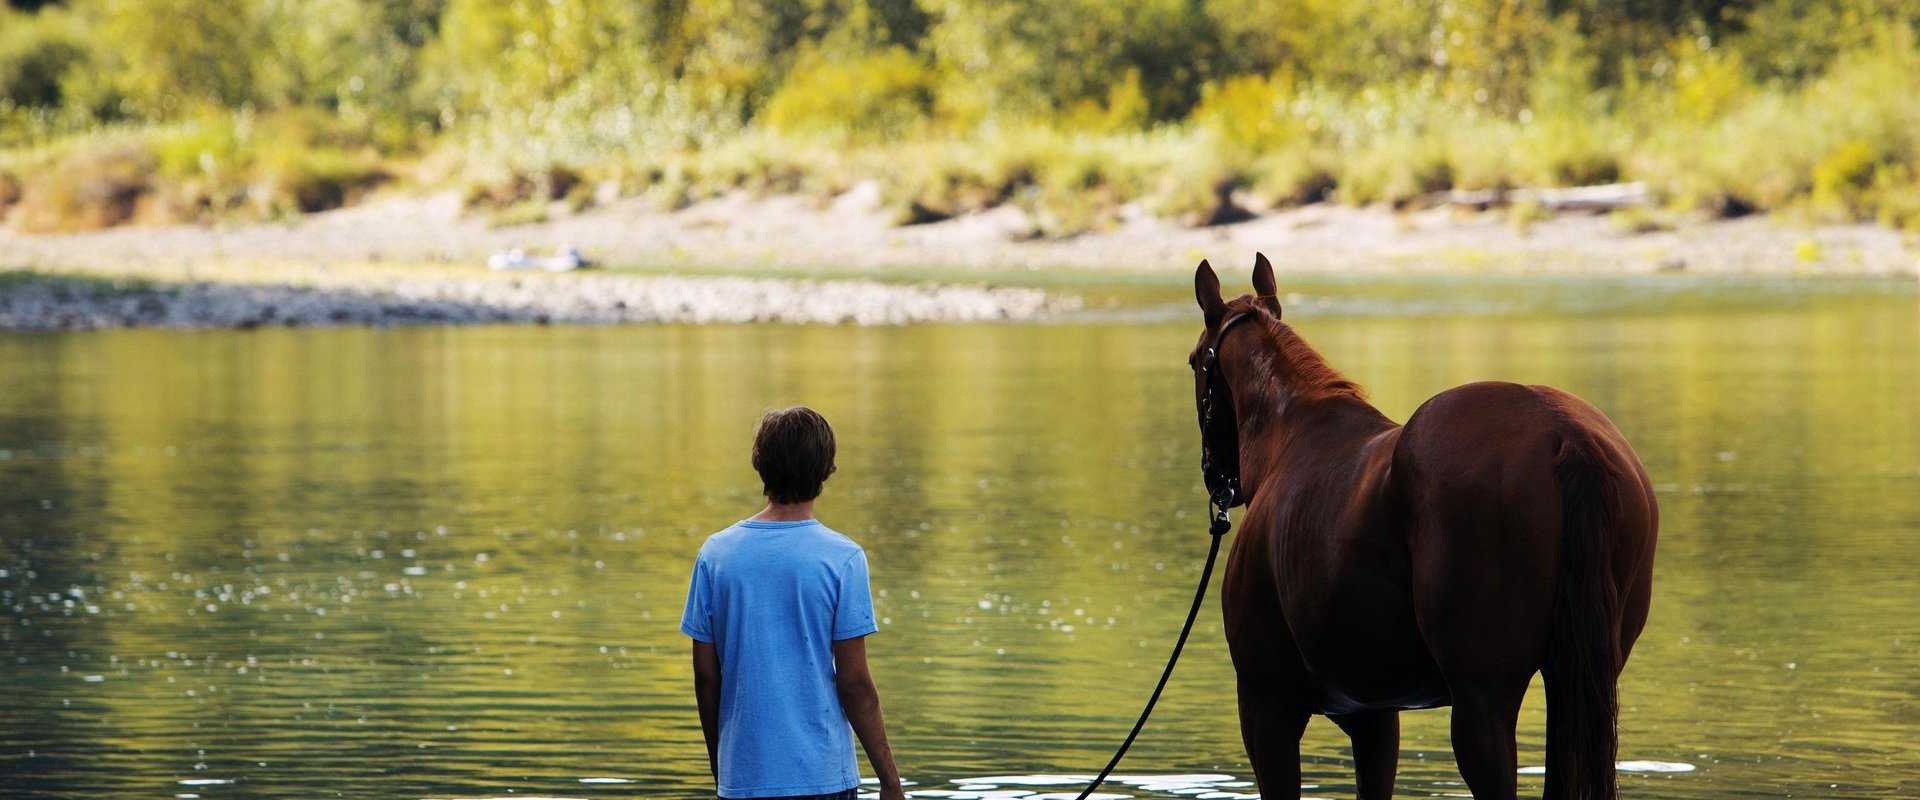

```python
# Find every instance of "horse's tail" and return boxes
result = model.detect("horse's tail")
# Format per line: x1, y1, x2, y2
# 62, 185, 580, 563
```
1545, 430, 1622, 800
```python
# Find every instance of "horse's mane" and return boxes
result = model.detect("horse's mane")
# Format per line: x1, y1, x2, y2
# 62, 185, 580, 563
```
1228, 297, 1368, 404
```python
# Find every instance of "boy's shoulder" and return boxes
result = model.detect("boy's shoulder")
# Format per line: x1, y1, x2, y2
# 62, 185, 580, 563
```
698, 519, 864, 559
806, 521, 862, 550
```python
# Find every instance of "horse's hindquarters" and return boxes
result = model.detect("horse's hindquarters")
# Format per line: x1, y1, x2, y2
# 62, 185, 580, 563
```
1396, 382, 1568, 669
1395, 380, 1658, 800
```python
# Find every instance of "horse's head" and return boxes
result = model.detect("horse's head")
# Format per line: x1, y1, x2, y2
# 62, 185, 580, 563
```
1189, 254, 1284, 511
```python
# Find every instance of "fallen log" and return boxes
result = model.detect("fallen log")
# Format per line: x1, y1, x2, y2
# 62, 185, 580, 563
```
1439, 181, 1650, 212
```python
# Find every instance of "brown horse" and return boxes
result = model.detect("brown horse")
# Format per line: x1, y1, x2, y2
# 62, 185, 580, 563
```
1189, 256, 1657, 800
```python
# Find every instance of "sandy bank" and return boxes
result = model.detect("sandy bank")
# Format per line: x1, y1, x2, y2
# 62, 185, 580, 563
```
6, 181, 1918, 278
1, 183, 1916, 330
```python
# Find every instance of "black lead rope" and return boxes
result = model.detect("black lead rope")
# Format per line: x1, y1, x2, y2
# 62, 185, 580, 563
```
1073, 321, 1248, 800
1072, 499, 1232, 800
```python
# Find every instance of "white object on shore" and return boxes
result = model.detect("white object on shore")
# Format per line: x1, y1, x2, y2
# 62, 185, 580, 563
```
487, 247, 530, 271
541, 245, 589, 272
488, 245, 591, 272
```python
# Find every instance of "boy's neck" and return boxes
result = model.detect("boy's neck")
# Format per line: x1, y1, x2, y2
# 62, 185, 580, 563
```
751, 500, 816, 522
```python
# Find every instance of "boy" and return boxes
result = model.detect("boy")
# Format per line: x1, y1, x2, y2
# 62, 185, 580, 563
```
681, 407, 905, 800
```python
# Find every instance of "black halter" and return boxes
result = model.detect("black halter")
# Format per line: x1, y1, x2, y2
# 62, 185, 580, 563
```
1198, 310, 1256, 536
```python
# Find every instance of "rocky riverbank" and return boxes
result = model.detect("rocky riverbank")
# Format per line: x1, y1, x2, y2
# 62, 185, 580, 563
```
0, 269, 1073, 330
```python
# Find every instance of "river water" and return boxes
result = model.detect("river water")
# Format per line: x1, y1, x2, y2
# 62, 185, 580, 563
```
1, 275, 1916, 799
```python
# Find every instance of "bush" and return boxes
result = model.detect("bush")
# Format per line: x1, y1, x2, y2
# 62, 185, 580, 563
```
1191, 72, 1299, 153
881, 145, 1006, 224
463, 164, 583, 210
1338, 135, 1455, 207
0, 167, 21, 215
0, 8, 92, 110
264, 148, 388, 214
1868, 166, 1920, 231
761, 48, 937, 144
150, 120, 244, 181
14, 140, 155, 232
1811, 140, 1880, 217
1251, 150, 1338, 206
1522, 120, 1624, 187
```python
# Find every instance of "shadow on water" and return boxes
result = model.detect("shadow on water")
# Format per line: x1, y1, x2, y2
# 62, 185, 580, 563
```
0, 280, 1916, 798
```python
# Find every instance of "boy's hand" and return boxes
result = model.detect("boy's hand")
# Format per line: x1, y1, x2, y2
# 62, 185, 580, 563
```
834, 637, 903, 800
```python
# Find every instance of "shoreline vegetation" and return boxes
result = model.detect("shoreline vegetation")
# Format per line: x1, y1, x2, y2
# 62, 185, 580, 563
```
3, 0, 1920, 327
5, 2, 1920, 235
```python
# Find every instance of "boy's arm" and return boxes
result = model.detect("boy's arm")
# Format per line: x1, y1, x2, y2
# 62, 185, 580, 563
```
832, 636, 904, 800
691, 640, 722, 781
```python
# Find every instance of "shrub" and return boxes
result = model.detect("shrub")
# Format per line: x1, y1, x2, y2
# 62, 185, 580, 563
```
1811, 140, 1880, 217
761, 48, 936, 144
15, 140, 155, 232
463, 163, 583, 209
1191, 72, 1299, 152
1058, 68, 1151, 134
0, 167, 21, 216
1506, 199, 1553, 233
1255, 155, 1338, 206
264, 148, 388, 214
1523, 120, 1624, 187
0, 8, 92, 110
1338, 135, 1455, 207
1869, 166, 1920, 231
882, 148, 1003, 224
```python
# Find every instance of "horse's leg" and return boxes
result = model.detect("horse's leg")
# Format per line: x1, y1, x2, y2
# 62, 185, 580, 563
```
1412, 522, 1551, 800
1236, 684, 1312, 800
1446, 676, 1530, 800
1403, 465, 1557, 798
1227, 590, 1313, 798
1223, 511, 1318, 799
1330, 709, 1400, 800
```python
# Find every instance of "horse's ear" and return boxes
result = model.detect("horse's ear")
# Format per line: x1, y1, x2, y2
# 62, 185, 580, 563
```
1194, 259, 1226, 323
1252, 252, 1282, 318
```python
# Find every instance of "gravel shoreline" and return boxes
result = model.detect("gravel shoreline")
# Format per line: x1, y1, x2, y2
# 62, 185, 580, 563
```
1, 182, 1914, 329
0, 271, 1074, 330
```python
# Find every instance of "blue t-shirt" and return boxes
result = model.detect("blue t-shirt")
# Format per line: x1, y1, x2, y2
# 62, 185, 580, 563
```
680, 519, 879, 799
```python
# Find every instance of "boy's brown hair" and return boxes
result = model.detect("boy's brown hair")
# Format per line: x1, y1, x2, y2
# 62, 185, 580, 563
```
752, 407, 837, 504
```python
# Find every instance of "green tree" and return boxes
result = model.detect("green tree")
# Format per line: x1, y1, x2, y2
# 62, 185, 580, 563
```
253, 0, 419, 117
925, 0, 1219, 123
98, 0, 265, 113
1207, 0, 1436, 90
0, 5, 91, 110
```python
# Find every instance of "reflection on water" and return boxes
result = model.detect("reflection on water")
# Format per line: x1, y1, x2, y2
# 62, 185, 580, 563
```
2, 279, 1917, 799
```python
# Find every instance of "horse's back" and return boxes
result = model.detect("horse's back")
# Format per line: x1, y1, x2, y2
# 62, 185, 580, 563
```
1396, 381, 1649, 521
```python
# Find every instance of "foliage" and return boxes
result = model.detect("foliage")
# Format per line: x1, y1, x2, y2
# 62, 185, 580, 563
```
761, 47, 935, 143
12, 137, 153, 231
1190, 72, 1300, 153
2, 0, 1920, 233
0, 6, 90, 111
